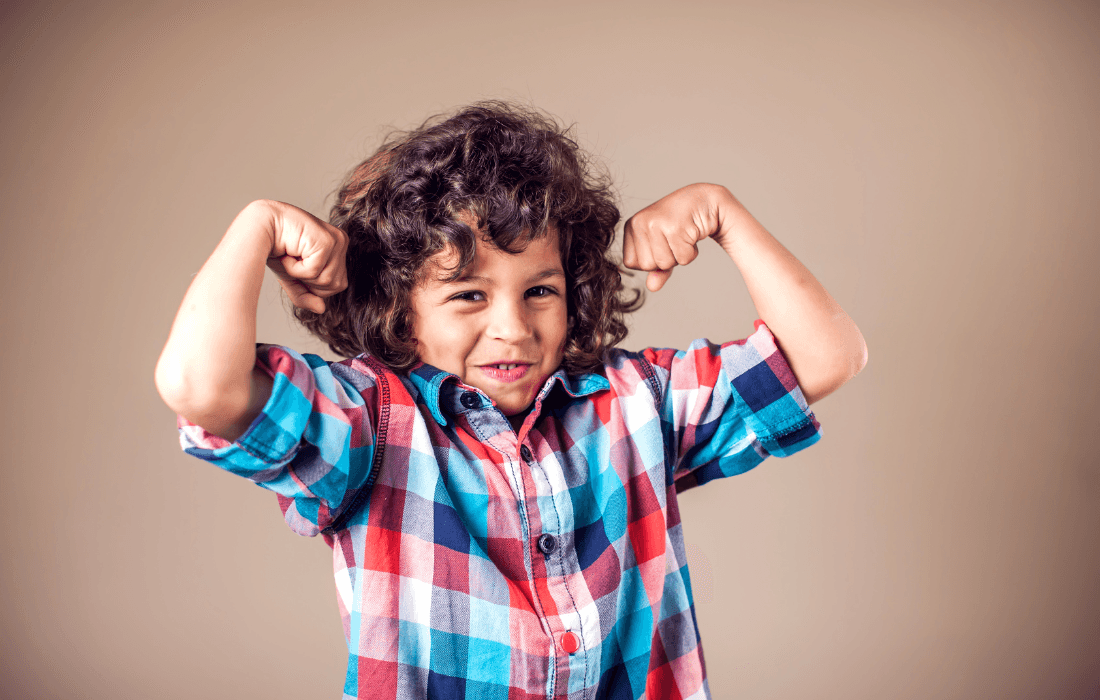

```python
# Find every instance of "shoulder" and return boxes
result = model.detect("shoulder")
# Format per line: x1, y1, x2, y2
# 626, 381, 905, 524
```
243, 346, 419, 457
600, 346, 657, 390
254, 344, 410, 412
602, 338, 725, 386
615, 325, 787, 389
598, 344, 693, 406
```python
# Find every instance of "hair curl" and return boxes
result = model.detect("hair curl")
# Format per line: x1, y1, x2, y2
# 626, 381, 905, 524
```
295, 101, 642, 373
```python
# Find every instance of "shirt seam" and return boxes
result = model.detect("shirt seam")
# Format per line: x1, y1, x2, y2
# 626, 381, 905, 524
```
234, 436, 295, 465
322, 354, 391, 535
759, 415, 814, 441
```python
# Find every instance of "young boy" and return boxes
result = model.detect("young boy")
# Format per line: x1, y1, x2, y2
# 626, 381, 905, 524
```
156, 102, 866, 700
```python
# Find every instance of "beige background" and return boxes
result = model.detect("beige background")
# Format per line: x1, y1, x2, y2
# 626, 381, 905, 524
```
2, 0, 1098, 698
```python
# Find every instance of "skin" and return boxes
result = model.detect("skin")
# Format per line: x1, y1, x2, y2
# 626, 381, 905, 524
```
409, 230, 568, 431
155, 184, 866, 442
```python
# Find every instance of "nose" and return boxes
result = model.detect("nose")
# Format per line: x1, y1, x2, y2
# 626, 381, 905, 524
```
486, 298, 533, 342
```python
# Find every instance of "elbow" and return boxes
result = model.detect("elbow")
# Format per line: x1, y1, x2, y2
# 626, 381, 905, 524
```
833, 323, 868, 382
853, 332, 869, 375
154, 355, 190, 415
155, 355, 249, 429
832, 331, 869, 390
802, 333, 868, 406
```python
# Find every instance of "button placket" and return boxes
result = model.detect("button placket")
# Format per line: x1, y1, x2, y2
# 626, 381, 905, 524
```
518, 434, 580, 671
521, 445, 558, 560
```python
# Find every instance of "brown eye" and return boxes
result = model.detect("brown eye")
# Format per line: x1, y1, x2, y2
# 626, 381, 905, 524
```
451, 291, 486, 302
525, 286, 557, 298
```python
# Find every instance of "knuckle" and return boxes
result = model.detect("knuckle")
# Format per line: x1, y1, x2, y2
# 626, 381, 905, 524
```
674, 244, 698, 265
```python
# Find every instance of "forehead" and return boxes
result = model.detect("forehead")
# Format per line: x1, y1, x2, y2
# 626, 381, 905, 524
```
423, 225, 564, 283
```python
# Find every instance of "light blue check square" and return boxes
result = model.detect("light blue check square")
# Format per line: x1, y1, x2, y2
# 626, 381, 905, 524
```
468, 596, 511, 645
397, 619, 432, 669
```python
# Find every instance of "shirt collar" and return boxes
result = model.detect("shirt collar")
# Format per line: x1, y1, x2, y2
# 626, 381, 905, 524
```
407, 362, 610, 427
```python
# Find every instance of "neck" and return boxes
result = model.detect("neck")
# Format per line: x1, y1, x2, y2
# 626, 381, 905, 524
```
508, 409, 530, 433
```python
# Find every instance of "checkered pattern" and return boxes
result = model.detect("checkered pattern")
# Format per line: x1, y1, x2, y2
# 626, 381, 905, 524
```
178, 320, 822, 700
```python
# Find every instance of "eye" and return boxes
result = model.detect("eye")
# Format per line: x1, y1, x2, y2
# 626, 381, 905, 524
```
450, 290, 486, 303
525, 285, 558, 299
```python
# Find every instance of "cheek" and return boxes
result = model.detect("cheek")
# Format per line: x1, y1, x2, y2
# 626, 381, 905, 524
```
414, 312, 478, 364
548, 307, 569, 356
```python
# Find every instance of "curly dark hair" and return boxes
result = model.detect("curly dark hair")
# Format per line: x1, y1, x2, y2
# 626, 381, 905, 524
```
294, 101, 642, 373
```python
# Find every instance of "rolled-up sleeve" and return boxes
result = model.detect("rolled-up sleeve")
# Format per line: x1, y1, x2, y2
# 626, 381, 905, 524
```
177, 344, 378, 536
643, 320, 822, 491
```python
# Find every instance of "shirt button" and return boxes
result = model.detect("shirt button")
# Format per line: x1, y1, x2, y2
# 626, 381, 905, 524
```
520, 445, 534, 462
561, 631, 580, 654
537, 533, 557, 555
460, 391, 480, 409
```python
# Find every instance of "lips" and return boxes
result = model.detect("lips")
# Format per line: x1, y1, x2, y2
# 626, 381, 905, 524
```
478, 362, 533, 383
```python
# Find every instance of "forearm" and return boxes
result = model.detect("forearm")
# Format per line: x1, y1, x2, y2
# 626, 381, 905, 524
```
709, 187, 867, 404
155, 200, 277, 430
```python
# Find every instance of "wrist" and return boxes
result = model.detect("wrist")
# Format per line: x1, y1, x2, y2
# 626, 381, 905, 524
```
704, 185, 751, 248
232, 199, 281, 256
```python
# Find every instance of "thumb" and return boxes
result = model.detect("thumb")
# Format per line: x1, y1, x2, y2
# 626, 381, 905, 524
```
646, 269, 673, 292
280, 278, 326, 314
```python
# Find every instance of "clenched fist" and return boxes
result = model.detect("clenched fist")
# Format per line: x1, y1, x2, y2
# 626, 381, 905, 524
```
260, 200, 349, 314
622, 183, 741, 292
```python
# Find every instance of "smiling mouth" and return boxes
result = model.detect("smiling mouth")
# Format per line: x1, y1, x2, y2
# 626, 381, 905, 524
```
478, 363, 532, 382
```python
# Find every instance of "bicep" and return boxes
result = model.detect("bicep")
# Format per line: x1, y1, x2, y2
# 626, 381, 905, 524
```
175, 365, 274, 443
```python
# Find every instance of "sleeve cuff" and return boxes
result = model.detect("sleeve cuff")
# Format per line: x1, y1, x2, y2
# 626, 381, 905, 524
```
724, 320, 823, 458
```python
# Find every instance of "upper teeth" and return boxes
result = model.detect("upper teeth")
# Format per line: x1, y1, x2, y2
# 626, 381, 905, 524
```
495, 364, 520, 370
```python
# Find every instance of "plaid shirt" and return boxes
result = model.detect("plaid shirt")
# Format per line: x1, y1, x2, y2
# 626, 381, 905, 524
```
178, 320, 822, 700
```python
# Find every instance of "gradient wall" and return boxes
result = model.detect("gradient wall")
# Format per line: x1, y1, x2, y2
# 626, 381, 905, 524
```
2, 1, 1097, 698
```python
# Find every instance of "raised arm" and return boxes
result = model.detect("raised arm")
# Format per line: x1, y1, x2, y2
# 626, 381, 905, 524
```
622, 183, 867, 405
155, 200, 348, 440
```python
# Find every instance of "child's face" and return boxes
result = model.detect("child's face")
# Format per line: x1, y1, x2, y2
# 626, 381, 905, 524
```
409, 228, 568, 418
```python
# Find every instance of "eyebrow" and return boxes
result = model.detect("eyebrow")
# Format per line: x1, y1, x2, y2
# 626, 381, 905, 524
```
438, 268, 566, 285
